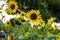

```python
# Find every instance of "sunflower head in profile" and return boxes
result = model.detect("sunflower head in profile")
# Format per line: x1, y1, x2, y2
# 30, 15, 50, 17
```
40, 19, 45, 27
8, 35, 11, 40
5, 20, 11, 26
53, 25, 58, 30
25, 10, 42, 26
19, 11, 26, 19
7, 0, 18, 14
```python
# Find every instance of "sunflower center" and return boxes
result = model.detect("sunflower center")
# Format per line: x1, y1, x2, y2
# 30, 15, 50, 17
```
30, 14, 37, 20
11, 4, 15, 10
7, 22, 9, 24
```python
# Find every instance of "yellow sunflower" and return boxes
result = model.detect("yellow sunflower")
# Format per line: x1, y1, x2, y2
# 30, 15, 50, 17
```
7, 0, 18, 14
40, 19, 45, 26
56, 35, 60, 40
25, 32, 30, 37
46, 17, 56, 27
53, 25, 58, 30
20, 11, 26, 19
8, 35, 11, 40
26, 10, 42, 25
5, 20, 11, 26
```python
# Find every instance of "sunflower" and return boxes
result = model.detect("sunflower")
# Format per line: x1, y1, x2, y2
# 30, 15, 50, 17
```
53, 25, 58, 30
56, 35, 60, 40
47, 17, 56, 27
7, 34, 14, 40
20, 11, 26, 19
25, 32, 30, 37
26, 10, 42, 25
40, 19, 45, 26
5, 20, 11, 26
7, 0, 18, 14
8, 35, 11, 40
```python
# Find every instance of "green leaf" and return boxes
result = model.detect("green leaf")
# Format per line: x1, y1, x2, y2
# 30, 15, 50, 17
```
18, 35, 26, 40
0, 20, 4, 26
44, 38, 49, 40
44, 34, 56, 40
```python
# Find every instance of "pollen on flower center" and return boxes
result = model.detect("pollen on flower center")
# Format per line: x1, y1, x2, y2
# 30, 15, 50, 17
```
30, 14, 37, 20
11, 4, 15, 10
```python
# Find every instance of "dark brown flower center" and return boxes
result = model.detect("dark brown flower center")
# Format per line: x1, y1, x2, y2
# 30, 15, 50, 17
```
30, 14, 37, 20
11, 4, 15, 10
7, 21, 9, 24
22, 14, 24, 16
57, 36, 59, 38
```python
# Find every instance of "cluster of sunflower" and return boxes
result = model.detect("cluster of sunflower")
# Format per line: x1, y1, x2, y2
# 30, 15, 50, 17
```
6, 0, 44, 26
0, 0, 60, 40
